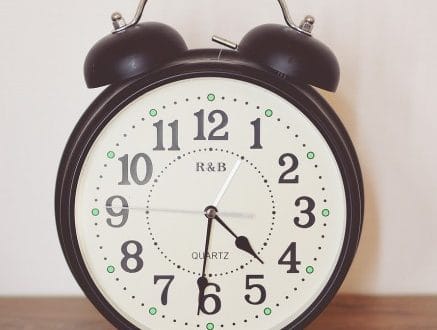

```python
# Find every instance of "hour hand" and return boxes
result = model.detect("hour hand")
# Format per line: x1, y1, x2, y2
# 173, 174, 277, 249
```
235, 236, 264, 264
214, 214, 264, 264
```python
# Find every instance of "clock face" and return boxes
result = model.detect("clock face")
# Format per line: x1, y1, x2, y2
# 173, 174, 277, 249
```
74, 77, 347, 329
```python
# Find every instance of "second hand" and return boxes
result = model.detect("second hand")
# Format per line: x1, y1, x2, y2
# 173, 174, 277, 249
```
213, 158, 242, 208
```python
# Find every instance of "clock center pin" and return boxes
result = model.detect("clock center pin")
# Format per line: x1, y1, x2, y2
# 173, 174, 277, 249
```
204, 206, 218, 220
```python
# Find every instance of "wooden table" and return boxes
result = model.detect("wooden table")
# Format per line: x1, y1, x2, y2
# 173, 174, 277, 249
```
0, 295, 436, 329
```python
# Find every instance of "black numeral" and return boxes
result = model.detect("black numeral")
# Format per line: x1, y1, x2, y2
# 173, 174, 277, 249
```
105, 195, 129, 228
294, 196, 316, 228
153, 120, 180, 151
244, 275, 266, 305
194, 109, 229, 141
278, 242, 301, 273
121, 241, 143, 273
154, 275, 175, 305
118, 153, 153, 185
278, 153, 299, 184
198, 282, 222, 315
250, 118, 263, 149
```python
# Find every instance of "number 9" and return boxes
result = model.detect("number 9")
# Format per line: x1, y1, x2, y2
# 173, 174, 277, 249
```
106, 195, 129, 228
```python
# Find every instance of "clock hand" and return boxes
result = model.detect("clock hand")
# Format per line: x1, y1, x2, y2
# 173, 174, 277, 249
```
197, 207, 215, 315
196, 276, 208, 316
201, 218, 213, 277
214, 213, 264, 264
213, 158, 242, 207
105, 206, 254, 219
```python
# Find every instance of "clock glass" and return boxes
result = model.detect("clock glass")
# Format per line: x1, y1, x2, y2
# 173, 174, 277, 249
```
74, 77, 346, 329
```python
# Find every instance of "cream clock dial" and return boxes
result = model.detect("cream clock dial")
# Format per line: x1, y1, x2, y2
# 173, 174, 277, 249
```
73, 78, 347, 329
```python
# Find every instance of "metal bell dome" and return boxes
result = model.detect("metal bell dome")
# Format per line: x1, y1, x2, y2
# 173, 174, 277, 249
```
239, 1, 340, 92
84, 1, 187, 88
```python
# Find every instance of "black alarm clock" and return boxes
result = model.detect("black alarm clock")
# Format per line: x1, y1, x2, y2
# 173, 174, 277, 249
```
55, 0, 364, 329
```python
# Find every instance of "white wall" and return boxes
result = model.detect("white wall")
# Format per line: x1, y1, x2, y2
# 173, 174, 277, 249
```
0, 0, 436, 296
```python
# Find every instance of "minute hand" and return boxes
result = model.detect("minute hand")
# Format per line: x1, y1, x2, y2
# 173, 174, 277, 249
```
214, 214, 264, 264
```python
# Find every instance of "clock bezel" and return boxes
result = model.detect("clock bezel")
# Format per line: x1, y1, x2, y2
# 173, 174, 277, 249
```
55, 50, 363, 330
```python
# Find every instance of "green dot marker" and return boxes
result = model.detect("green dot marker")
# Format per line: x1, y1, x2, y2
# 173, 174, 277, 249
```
307, 151, 315, 160
306, 266, 314, 274
149, 109, 158, 117
264, 307, 272, 316
322, 209, 330, 217
149, 307, 157, 316
265, 109, 273, 117
207, 93, 216, 102
107, 265, 115, 274
91, 208, 99, 216
206, 323, 215, 330
107, 151, 115, 159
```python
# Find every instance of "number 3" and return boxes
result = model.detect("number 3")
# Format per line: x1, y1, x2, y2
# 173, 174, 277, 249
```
294, 196, 316, 228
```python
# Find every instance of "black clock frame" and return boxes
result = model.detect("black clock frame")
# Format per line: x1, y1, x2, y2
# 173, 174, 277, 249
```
55, 49, 364, 330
